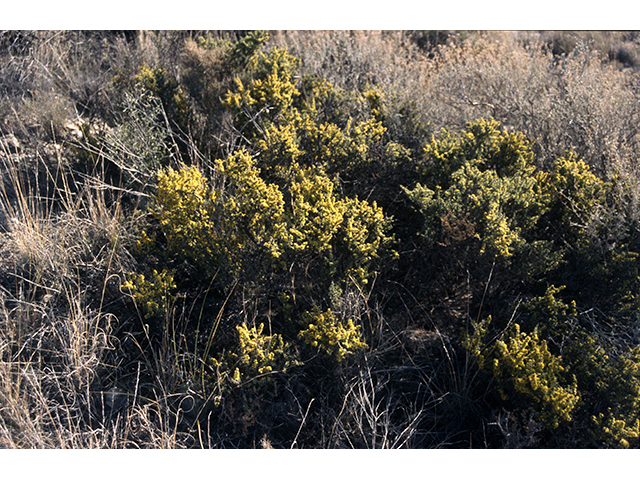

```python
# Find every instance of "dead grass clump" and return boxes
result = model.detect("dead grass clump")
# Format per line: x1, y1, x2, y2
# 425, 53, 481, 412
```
0, 138, 193, 447
420, 32, 640, 176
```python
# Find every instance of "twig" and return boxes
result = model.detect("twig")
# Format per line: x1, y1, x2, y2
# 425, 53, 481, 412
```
290, 398, 315, 449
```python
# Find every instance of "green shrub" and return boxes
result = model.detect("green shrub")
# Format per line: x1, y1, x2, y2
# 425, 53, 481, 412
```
405, 118, 547, 258
590, 347, 640, 447
470, 320, 580, 429
520, 284, 578, 335
136, 64, 190, 129
227, 30, 270, 69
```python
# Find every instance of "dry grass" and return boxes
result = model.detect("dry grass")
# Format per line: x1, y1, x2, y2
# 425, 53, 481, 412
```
0, 124, 193, 447
270, 31, 640, 177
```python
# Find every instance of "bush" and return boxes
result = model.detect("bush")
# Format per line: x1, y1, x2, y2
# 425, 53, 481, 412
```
9, 29, 640, 449
122, 269, 176, 320
405, 118, 547, 258
213, 322, 299, 386
470, 320, 580, 429
298, 307, 367, 361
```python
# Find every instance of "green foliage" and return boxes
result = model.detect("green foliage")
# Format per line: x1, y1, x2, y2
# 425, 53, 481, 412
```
195, 35, 230, 51
561, 332, 640, 447
298, 307, 368, 361
227, 31, 270, 69
421, 118, 536, 186
521, 284, 578, 334
590, 347, 640, 447
102, 88, 171, 187
473, 321, 580, 429
136, 64, 190, 129
592, 248, 640, 310
122, 269, 176, 320
406, 118, 547, 258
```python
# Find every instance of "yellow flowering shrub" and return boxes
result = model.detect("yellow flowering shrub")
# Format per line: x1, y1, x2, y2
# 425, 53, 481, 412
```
152, 152, 389, 286
544, 151, 609, 225
215, 149, 288, 262
154, 165, 228, 273
469, 320, 580, 429
281, 165, 391, 284
286, 166, 346, 254
298, 307, 367, 361
122, 269, 176, 320
213, 323, 299, 385
406, 118, 548, 258
592, 412, 640, 449
223, 43, 386, 178
223, 46, 301, 139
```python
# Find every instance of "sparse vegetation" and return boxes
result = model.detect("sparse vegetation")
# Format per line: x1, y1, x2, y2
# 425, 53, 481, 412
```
4, 30, 640, 449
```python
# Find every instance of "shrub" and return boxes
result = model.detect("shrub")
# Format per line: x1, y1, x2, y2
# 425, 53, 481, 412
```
590, 347, 640, 447
153, 43, 394, 289
153, 152, 391, 287
405, 118, 547, 258
153, 165, 226, 274
222, 46, 301, 141
298, 307, 368, 361
212, 322, 299, 386
227, 30, 270, 69
122, 269, 176, 320
520, 284, 578, 335
470, 320, 580, 429
136, 64, 190, 131
100, 88, 172, 188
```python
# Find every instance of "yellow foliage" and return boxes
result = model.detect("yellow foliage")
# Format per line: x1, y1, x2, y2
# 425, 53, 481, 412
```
548, 151, 608, 221
298, 307, 367, 361
122, 269, 176, 319
215, 149, 288, 261
154, 165, 226, 271
593, 410, 640, 448
491, 324, 579, 429
225, 323, 299, 382
222, 47, 301, 131
152, 154, 390, 286
287, 166, 346, 253
136, 64, 190, 127
468, 320, 580, 429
